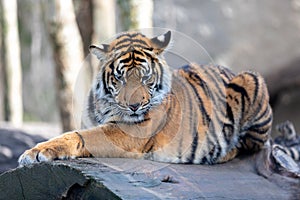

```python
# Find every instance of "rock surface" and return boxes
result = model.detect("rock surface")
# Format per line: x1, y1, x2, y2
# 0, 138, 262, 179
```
1, 153, 299, 200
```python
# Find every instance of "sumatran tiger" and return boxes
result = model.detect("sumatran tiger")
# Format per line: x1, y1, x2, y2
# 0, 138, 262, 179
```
19, 31, 277, 165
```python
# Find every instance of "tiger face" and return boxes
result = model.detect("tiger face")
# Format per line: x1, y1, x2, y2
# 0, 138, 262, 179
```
89, 31, 172, 123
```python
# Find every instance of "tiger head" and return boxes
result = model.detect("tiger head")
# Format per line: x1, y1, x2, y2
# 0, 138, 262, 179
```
89, 31, 172, 123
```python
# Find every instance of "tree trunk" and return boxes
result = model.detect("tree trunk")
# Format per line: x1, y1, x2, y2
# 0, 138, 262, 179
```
75, 0, 117, 57
74, 0, 93, 57
43, 0, 84, 132
73, 0, 117, 128
117, 0, 153, 31
0, 2, 4, 121
92, 0, 116, 43
1, 0, 23, 126
90, 0, 117, 76
1, 155, 299, 199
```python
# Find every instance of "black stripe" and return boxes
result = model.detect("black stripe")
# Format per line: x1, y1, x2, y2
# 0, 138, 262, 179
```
226, 103, 234, 123
239, 138, 256, 151
75, 131, 85, 148
222, 79, 229, 88
244, 72, 259, 104
201, 67, 228, 117
134, 56, 146, 63
182, 66, 210, 96
116, 66, 122, 76
116, 32, 141, 39
187, 128, 199, 163
208, 146, 216, 159
114, 38, 131, 48
181, 66, 212, 125
115, 38, 149, 48
194, 74, 212, 97
289, 148, 295, 159
175, 76, 199, 164
243, 133, 265, 145
110, 118, 150, 126
247, 126, 269, 135
143, 50, 154, 58
286, 125, 293, 135
102, 71, 110, 94
114, 44, 150, 52
156, 62, 164, 91
241, 92, 246, 118
227, 83, 250, 102
250, 97, 264, 120
219, 67, 231, 80
204, 67, 226, 98
205, 135, 216, 158
102, 110, 110, 116
189, 81, 211, 125
119, 53, 133, 64
255, 105, 270, 122
275, 145, 288, 154
218, 65, 234, 81
208, 141, 222, 162
250, 115, 272, 130
210, 139, 222, 162
200, 156, 208, 164
173, 75, 204, 164
215, 144, 222, 161
108, 62, 115, 71
133, 49, 145, 56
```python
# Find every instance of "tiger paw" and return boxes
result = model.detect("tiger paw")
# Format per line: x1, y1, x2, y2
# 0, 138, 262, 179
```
18, 145, 71, 166
18, 132, 90, 166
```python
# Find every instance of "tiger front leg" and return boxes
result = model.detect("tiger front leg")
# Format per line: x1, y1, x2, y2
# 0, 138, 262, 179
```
18, 124, 148, 166
18, 131, 91, 166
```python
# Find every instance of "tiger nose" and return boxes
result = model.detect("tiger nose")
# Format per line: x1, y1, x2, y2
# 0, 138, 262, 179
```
128, 103, 141, 112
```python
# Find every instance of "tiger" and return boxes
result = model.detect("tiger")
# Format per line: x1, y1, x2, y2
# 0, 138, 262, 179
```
19, 30, 276, 166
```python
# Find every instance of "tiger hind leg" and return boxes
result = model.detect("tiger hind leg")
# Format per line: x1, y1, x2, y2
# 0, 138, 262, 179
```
226, 71, 273, 155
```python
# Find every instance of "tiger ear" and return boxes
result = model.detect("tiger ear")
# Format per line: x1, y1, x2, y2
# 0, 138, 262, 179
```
150, 31, 171, 54
89, 44, 110, 60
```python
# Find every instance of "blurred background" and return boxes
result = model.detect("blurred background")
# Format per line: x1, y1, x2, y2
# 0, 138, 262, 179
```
0, 0, 300, 172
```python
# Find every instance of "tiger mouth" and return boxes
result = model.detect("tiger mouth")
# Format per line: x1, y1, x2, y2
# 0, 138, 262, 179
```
121, 107, 151, 123
130, 113, 140, 117
127, 109, 149, 118
121, 112, 146, 123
